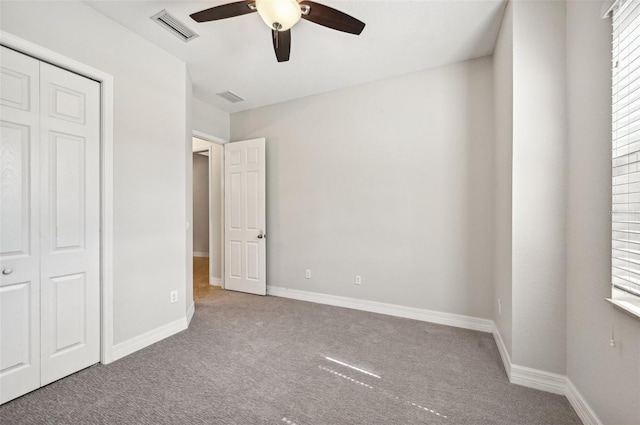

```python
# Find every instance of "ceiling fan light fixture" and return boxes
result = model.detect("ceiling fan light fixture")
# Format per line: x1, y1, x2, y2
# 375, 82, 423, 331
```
255, 0, 301, 31
190, 0, 365, 62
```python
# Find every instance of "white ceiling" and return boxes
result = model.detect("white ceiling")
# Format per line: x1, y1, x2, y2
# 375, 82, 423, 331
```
87, 0, 506, 113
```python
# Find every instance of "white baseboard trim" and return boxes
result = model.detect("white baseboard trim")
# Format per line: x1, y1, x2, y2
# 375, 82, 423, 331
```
492, 324, 511, 378
187, 302, 195, 326
210, 277, 222, 287
193, 251, 209, 258
112, 316, 187, 362
566, 379, 603, 425
510, 364, 566, 395
266, 285, 494, 332
492, 325, 565, 395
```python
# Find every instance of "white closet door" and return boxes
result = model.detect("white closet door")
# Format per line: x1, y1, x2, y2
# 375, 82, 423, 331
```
39, 62, 100, 385
0, 46, 41, 404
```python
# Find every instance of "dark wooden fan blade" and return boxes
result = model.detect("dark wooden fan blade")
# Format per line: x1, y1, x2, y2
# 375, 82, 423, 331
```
272, 29, 291, 62
190, 1, 255, 23
300, 1, 365, 35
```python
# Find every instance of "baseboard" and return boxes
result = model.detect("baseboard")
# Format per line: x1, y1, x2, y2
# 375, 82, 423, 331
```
210, 277, 222, 287
510, 364, 566, 395
491, 325, 566, 395
492, 324, 512, 378
112, 316, 187, 361
193, 251, 209, 258
187, 302, 195, 326
566, 379, 603, 425
266, 285, 494, 333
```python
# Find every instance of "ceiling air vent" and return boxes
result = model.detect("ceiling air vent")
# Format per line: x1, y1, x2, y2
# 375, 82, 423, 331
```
151, 10, 199, 42
217, 91, 244, 103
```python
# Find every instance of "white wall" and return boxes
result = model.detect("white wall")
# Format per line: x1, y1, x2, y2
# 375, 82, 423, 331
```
193, 96, 230, 141
491, 2, 640, 420
186, 71, 194, 315
493, 0, 513, 358
511, 0, 567, 374
0, 1, 190, 344
566, 1, 640, 423
232, 57, 495, 319
193, 154, 210, 254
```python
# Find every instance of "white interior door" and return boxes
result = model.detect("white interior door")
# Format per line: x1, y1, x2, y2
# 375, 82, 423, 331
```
224, 138, 266, 295
0, 46, 100, 403
38, 61, 100, 386
0, 46, 41, 405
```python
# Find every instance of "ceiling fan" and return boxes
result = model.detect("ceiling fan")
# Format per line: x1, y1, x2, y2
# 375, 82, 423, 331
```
190, 0, 365, 62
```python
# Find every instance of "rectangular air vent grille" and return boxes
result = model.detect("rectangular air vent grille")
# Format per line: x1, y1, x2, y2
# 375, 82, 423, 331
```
151, 10, 199, 42
217, 91, 244, 103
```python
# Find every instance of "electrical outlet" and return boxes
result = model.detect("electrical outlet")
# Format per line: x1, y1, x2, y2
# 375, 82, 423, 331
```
170, 290, 178, 304
305, 269, 312, 279
498, 298, 502, 315
355, 275, 362, 285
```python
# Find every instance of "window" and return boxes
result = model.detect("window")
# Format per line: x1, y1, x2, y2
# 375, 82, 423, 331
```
611, 0, 640, 316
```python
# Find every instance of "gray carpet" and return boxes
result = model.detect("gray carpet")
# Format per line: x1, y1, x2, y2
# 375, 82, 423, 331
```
0, 290, 580, 425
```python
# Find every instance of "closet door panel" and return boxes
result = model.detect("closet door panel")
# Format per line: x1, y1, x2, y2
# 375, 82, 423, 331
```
0, 46, 41, 405
39, 61, 100, 386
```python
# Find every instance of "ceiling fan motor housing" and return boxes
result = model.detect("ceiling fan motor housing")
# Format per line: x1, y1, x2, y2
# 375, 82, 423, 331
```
255, 0, 302, 31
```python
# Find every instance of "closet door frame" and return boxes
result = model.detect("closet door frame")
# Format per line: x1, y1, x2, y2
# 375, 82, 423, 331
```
0, 30, 116, 364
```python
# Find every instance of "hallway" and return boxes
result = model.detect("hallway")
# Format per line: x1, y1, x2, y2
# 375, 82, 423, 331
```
193, 257, 220, 300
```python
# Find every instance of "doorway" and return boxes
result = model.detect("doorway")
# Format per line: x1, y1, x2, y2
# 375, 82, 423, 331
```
192, 137, 224, 300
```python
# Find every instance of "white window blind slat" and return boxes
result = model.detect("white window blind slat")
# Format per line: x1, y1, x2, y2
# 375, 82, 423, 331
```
612, 0, 640, 296
613, 0, 640, 30
613, 246, 640, 255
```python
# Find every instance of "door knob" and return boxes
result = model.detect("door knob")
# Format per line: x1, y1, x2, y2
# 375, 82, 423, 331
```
257, 232, 265, 239
2, 268, 13, 275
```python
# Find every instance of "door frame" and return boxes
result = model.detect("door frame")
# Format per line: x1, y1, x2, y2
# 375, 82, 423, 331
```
192, 132, 227, 289
0, 31, 116, 364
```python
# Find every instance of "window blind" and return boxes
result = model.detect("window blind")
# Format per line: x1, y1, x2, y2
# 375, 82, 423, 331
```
612, 0, 640, 297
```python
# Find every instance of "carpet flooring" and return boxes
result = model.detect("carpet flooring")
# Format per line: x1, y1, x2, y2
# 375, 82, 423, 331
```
0, 290, 581, 424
